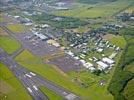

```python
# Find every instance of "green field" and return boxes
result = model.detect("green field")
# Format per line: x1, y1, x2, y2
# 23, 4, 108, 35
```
53, 0, 132, 19
6, 24, 26, 33
0, 36, 21, 54
0, 63, 32, 100
40, 86, 63, 100
15, 50, 113, 100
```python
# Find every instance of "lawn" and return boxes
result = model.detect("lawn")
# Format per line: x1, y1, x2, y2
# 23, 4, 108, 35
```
15, 50, 113, 100
103, 34, 126, 48
53, 0, 132, 18
6, 24, 26, 33
0, 63, 32, 100
0, 36, 21, 54
123, 79, 134, 100
40, 86, 64, 100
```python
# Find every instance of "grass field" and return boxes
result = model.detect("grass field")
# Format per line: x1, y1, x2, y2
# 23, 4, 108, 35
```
0, 63, 32, 100
123, 79, 134, 100
6, 24, 26, 33
103, 34, 126, 48
0, 36, 21, 54
53, 0, 132, 18
15, 50, 113, 100
40, 86, 63, 100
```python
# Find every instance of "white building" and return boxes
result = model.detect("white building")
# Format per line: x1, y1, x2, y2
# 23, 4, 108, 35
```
102, 57, 115, 65
84, 62, 93, 68
97, 48, 104, 53
33, 32, 48, 40
97, 61, 109, 70
66, 51, 74, 57
89, 67, 96, 72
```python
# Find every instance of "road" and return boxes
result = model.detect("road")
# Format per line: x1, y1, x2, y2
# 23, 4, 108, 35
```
0, 48, 81, 100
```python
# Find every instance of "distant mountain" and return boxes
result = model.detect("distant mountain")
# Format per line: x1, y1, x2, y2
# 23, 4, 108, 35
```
76, 0, 117, 4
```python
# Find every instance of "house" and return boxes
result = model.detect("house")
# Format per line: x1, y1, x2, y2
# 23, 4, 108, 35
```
80, 60, 86, 65
96, 48, 104, 53
115, 47, 120, 51
80, 54, 86, 59
93, 57, 98, 61
14, 16, 20, 19
25, 23, 33, 26
41, 24, 50, 28
74, 56, 79, 60
89, 58, 93, 61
